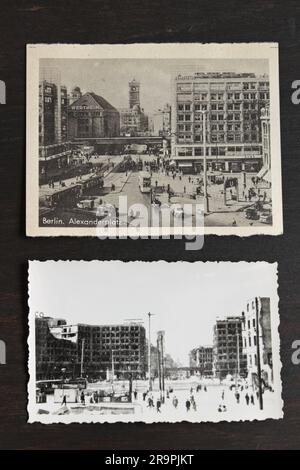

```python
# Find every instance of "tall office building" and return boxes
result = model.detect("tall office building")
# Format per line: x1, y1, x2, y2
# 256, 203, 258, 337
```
49, 321, 147, 379
242, 297, 273, 388
171, 72, 269, 174
213, 316, 247, 379
39, 66, 72, 179
189, 345, 213, 376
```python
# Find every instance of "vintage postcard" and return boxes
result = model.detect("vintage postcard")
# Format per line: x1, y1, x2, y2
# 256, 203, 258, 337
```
27, 261, 283, 423
26, 43, 282, 238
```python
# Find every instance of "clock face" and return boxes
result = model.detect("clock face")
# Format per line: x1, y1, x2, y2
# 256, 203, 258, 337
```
132, 87, 136, 91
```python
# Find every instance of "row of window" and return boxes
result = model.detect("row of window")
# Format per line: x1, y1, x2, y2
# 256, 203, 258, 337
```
178, 123, 258, 132
177, 90, 269, 100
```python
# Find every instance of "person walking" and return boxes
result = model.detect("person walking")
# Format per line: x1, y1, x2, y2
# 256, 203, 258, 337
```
172, 396, 178, 408
80, 391, 85, 405
133, 389, 138, 400
245, 393, 250, 405
250, 394, 255, 405
235, 391, 240, 404
61, 395, 67, 406
185, 399, 191, 412
222, 390, 225, 400
156, 399, 161, 413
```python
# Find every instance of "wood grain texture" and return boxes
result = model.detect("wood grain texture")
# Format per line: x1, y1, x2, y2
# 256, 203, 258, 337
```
0, 0, 300, 450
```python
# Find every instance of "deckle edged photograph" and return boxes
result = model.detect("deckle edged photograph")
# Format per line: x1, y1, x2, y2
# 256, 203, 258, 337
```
27, 261, 283, 424
26, 43, 282, 237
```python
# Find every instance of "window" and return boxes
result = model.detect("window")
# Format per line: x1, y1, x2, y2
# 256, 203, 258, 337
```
185, 114, 191, 121
234, 93, 240, 100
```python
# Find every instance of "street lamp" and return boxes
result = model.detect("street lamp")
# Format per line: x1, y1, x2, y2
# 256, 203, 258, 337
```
199, 110, 209, 213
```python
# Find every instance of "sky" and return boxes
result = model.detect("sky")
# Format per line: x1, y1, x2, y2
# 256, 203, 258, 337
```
40, 58, 269, 115
29, 261, 277, 366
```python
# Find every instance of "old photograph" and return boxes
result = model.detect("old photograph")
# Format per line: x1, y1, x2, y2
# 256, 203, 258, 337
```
27, 261, 283, 423
26, 43, 282, 237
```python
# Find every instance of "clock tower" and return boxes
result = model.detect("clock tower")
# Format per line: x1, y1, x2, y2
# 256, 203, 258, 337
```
129, 79, 140, 109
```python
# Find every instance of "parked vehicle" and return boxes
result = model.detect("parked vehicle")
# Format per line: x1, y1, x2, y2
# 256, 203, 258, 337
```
260, 211, 272, 224
245, 206, 259, 220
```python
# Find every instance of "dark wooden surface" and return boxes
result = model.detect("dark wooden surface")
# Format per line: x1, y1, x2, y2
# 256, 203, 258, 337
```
0, 0, 300, 450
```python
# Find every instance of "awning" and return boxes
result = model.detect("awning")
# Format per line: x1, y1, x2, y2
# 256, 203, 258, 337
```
257, 167, 267, 179
263, 170, 272, 183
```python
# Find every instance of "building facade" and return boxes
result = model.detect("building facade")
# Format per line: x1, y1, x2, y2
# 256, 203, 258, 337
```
258, 106, 271, 185
39, 80, 72, 181
35, 315, 77, 381
189, 345, 213, 376
120, 79, 148, 136
151, 103, 171, 136
213, 316, 247, 379
171, 72, 270, 174
49, 321, 147, 379
242, 297, 273, 388
68, 92, 120, 139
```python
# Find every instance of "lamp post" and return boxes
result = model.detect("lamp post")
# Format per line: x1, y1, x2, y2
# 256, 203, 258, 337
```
255, 297, 264, 410
200, 110, 209, 213
147, 312, 154, 391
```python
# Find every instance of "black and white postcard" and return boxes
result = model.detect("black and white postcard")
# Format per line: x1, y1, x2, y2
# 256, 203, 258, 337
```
26, 43, 282, 238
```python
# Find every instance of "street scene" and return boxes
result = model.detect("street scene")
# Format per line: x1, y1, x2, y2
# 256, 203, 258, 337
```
28, 45, 282, 235
28, 261, 283, 423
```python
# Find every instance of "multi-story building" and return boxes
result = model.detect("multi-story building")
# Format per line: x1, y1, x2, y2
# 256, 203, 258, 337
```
189, 345, 213, 376
242, 297, 273, 388
151, 103, 171, 137
39, 78, 72, 181
35, 315, 77, 381
171, 72, 270, 174
49, 321, 147, 379
120, 79, 148, 136
257, 106, 271, 186
213, 316, 247, 379
68, 92, 120, 139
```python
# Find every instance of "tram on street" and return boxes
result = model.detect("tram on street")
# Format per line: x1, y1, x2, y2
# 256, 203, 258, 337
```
138, 171, 151, 193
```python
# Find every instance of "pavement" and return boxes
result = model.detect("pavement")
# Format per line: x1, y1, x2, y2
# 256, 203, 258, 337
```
39, 155, 272, 228
36, 380, 281, 423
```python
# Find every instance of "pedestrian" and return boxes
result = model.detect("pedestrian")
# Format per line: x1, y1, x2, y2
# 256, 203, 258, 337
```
190, 387, 193, 394
166, 390, 169, 399
184, 186, 186, 193
142, 392, 147, 401
61, 395, 67, 406
134, 389, 137, 400
188, 176, 191, 183
250, 395, 255, 405
80, 391, 85, 405
204, 386, 207, 392
156, 399, 161, 413
235, 391, 240, 404
222, 390, 225, 400
192, 399, 197, 411
172, 396, 178, 408
185, 399, 191, 412
245, 393, 250, 405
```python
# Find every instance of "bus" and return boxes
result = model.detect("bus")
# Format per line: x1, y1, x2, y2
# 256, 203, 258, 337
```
138, 171, 151, 193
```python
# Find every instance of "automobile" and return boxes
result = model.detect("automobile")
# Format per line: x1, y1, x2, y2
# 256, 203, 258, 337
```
245, 206, 259, 220
172, 206, 184, 218
77, 199, 96, 209
96, 203, 116, 218
260, 211, 272, 224
151, 198, 161, 209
